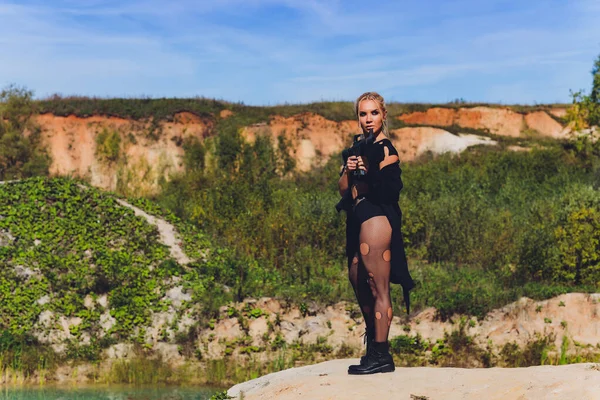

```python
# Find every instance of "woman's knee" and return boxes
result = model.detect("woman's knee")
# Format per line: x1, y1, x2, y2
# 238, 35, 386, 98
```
367, 273, 378, 298
366, 271, 390, 299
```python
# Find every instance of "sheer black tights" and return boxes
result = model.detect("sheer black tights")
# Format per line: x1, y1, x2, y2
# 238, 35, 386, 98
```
348, 254, 375, 340
348, 216, 392, 343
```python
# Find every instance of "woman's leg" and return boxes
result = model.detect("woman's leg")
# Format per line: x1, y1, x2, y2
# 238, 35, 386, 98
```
348, 215, 395, 375
348, 254, 375, 339
358, 216, 393, 343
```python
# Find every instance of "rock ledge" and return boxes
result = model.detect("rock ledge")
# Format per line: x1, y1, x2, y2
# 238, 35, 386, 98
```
228, 359, 600, 400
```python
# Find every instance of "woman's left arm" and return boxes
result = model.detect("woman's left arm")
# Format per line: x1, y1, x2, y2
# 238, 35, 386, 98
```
372, 144, 403, 204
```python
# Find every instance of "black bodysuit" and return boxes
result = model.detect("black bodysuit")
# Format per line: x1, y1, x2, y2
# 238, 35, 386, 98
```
337, 138, 415, 311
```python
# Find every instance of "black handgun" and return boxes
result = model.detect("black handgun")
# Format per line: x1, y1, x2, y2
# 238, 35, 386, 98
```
342, 128, 374, 181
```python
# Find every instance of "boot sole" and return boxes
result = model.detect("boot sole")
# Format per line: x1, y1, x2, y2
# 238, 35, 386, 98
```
347, 363, 395, 375
347, 354, 369, 369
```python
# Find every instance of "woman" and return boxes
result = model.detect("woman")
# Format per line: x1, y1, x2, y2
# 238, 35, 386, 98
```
337, 92, 415, 375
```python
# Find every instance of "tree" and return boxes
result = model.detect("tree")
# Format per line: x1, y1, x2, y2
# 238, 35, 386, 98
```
567, 53, 600, 129
591, 54, 600, 105
0, 84, 50, 180
215, 119, 243, 172
0, 84, 35, 132
554, 207, 600, 286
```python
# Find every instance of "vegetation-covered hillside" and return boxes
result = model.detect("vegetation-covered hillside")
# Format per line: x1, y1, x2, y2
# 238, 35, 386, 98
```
0, 177, 235, 373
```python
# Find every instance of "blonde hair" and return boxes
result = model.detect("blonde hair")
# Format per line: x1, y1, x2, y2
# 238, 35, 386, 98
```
354, 91, 389, 137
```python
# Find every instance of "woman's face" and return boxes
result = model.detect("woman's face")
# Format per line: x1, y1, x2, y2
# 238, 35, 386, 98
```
358, 99, 386, 135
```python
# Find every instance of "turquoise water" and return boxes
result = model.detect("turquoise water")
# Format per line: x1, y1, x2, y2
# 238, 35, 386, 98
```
0, 386, 221, 399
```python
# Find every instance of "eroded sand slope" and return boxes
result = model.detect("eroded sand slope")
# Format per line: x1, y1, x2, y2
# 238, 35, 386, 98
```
35, 106, 568, 193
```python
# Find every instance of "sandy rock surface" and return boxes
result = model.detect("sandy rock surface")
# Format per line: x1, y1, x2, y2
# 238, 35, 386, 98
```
115, 198, 192, 264
549, 108, 568, 118
35, 112, 211, 195
196, 294, 600, 362
398, 107, 525, 137
391, 127, 496, 160
525, 111, 565, 138
241, 112, 356, 171
228, 359, 600, 400
33, 106, 569, 192
397, 107, 570, 139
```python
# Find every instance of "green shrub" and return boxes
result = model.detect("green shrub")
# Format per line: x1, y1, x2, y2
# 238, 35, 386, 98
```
408, 263, 510, 320
566, 53, 600, 129
500, 334, 553, 367
555, 207, 600, 285
0, 85, 50, 180
389, 334, 427, 356
95, 128, 121, 162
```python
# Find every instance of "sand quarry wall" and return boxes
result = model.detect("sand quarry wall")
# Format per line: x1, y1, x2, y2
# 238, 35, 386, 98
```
35, 107, 569, 193
397, 106, 567, 138
35, 112, 213, 195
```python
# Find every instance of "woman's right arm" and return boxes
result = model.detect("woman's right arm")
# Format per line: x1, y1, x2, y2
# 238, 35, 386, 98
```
338, 166, 349, 196
338, 155, 362, 196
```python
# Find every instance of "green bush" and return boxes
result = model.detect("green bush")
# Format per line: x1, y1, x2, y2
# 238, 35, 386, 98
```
567, 53, 600, 129
555, 207, 600, 285
500, 335, 553, 367
95, 128, 121, 162
0, 85, 50, 180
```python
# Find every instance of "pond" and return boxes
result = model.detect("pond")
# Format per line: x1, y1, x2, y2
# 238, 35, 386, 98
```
0, 385, 223, 400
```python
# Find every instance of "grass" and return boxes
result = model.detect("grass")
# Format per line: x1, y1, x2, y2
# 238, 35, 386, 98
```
0, 340, 353, 386
36, 95, 570, 123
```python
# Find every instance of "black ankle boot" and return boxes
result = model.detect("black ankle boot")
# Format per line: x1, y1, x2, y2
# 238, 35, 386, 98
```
348, 329, 373, 370
360, 334, 373, 366
348, 341, 395, 375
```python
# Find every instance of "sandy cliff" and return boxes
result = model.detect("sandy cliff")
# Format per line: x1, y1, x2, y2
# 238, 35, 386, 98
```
398, 107, 567, 138
35, 112, 212, 195
34, 106, 569, 194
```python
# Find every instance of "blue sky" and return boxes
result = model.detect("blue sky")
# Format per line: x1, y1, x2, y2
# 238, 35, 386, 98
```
1, 0, 599, 105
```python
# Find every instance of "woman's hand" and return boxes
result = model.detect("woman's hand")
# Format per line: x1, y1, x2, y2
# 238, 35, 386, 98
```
346, 156, 367, 173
